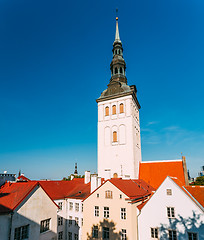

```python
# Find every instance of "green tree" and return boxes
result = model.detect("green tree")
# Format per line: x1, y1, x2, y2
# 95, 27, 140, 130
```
194, 176, 204, 185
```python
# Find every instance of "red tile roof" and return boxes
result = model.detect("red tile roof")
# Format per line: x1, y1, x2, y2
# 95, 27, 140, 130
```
0, 182, 38, 214
17, 174, 30, 182
139, 160, 186, 189
185, 186, 204, 208
108, 178, 155, 200
37, 178, 91, 200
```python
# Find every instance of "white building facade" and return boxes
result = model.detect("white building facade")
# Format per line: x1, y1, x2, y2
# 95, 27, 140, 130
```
138, 176, 204, 240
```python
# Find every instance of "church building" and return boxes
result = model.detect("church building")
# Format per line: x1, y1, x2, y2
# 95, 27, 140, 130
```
97, 17, 141, 180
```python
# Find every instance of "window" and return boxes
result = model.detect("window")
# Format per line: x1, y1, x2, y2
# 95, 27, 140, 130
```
103, 227, 109, 239
58, 202, 63, 210
74, 233, 78, 240
120, 194, 122, 199
95, 206, 99, 217
69, 216, 72, 225
105, 190, 113, 199
113, 131, 117, 142
167, 189, 172, 195
75, 203, 79, 212
112, 105, 116, 115
69, 202, 73, 210
97, 194, 99, 198
75, 217, 79, 226
169, 230, 177, 240
151, 228, 158, 238
105, 106, 109, 116
188, 232, 198, 240
119, 103, 124, 113
58, 216, 63, 226
58, 231, 63, 240
121, 208, 126, 220
14, 225, 29, 240
121, 229, 127, 240
120, 67, 123, 74
92, 226, 99, 238
81, 203, 83, 212
104, 207, 109, 218
68, 232, 72, 240
167, 207, 175, 218
40, 219, 51, 233
81, 218, 83, 226
115, 67, 118, 74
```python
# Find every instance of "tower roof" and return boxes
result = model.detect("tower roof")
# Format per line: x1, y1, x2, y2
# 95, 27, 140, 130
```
114, 17, 121, 43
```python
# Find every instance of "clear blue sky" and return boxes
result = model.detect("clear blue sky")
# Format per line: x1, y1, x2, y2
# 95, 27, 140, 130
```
0, 0, 203, 179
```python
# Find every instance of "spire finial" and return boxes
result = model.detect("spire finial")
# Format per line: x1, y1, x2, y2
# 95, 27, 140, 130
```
115, 8, 121, 42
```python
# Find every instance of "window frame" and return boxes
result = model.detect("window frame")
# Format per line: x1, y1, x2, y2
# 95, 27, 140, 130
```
40, 218, 51, 233
121, 229, 127, 240
167, 207, 175, 218
105, 106, 109, 116
75, 202, 79, 212
104, 206, 109, 218
121, 208, 126, 220
113, 131, 118, 143
58, 231, 63, 240
168, 229, 177, 240
112, 105, 116, 115
58, 216, 63, 226
103, 227, 109, 240
14, 224, 29, 240
105, 190, 113, 199
119, 103, 124, 113
92, 225, 99, 238
69, 202, 73, 210
151, 227, 158, 239
188, 232, 198, 240
58, 202, 63, 210
95, 206, 99, 217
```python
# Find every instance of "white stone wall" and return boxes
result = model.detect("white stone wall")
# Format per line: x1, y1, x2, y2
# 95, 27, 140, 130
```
138, 177, 204, 240
98, 95, 141, 179
10, 186, 58, 240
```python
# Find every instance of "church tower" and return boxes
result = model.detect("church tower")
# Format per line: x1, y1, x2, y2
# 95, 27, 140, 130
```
96, 17, 142, 179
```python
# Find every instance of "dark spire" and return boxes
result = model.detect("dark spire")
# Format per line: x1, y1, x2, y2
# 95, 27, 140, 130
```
74, 163, 78, 176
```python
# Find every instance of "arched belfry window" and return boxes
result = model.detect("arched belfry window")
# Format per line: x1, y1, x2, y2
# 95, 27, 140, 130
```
113, 131, 117, 142
120, 103, 124, 113
115, 67, 118, 74
120, 67, 123, 74
112, 105, 116, 115
105, 106, 109, 116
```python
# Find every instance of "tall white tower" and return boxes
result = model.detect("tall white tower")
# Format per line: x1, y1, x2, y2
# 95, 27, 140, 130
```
97, 17, 142, 179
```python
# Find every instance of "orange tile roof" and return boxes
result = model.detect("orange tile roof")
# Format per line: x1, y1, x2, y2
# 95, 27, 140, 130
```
108, 178, 155, 200
0, 182, 38, 214
17, 174, 30, 182
37, 178, 91, 200
139, 160, 186, 189
185, 186, 204, 208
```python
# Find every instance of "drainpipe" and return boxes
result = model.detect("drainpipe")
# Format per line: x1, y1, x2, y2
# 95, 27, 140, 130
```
65, 199, 68, 240
8, 212, 13, 240
136, 209, 141, 240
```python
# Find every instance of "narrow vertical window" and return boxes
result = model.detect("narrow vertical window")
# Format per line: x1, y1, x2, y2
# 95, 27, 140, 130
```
121, 229, 127, 240
112, 105, 116, 115
92, 226, 99, 238
169, 230, 177, 240
115, 67, 118, 74
121, 208, 126, 219
151, 228, 158, 238
120, 67, 123, 74
113, 131, 117, 142
105, 106, 109, 116
120, 103, 124, 113
103, 227, 109, 239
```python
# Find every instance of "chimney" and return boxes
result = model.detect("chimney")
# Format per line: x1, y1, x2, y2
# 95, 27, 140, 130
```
182, 156, 189, 186
70, 175, 74, 180
97, 177, 101, 187
104, 169, 111, 180
84, 171, 91, 184
91, 174, 98, 193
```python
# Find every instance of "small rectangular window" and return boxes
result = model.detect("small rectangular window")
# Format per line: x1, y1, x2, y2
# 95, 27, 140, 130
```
58, 216, 63, 226
74, 233, 78, 240
40, 219, 51, 233
104, 207, 109, 218
68, 232, 72, 240
58, 202, 63, 210
120, 194, 122, 199
103, 227, 109, 239
14, 225, 29, 240
121, 229, 127, 240
95, 206, 99, 217
151, 228, 158, 238
68, 216, 72, 225
167, 189, 172, 195
188, 232, 198, 240
58, 231, 63, 240
92, 225, 99, 238
75, 217, 79, 226
75, 203, 79, 212
97, 193, 99, 198
105, 190, 113, 199
81, 203, 83, 212
81, 218, 83, 226
169, 230, 177, 240
121, 208, 126, 220
69, 202, 73, 210
167, 207, 175, 218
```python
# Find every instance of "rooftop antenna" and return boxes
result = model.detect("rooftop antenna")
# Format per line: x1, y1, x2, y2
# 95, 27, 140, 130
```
116, 8, 118, 20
